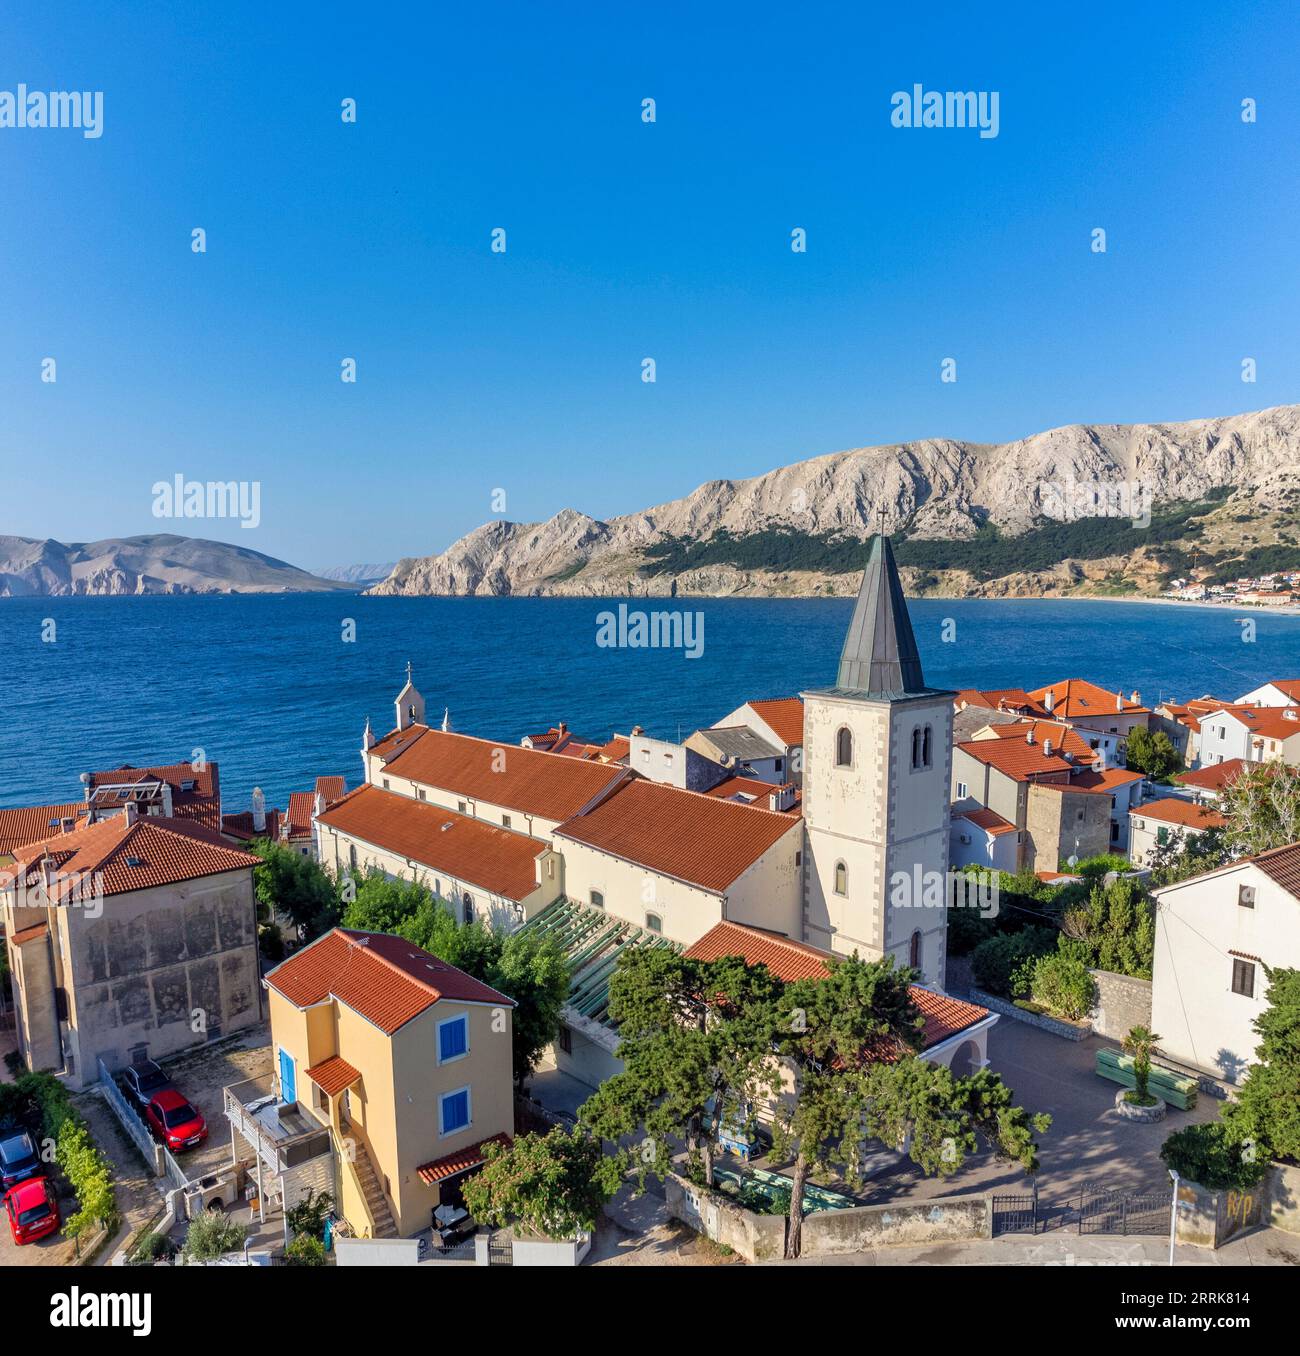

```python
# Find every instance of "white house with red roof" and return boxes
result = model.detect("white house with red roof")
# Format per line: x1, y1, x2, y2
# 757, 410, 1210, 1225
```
1, 807, 262, 1088
949, 802, 1021, 873
1152, 843, 1300, 1084
1198, 704, 1300, 767
1026, 679, 1151, 767
1236, 679, 1300, 707
1128, 798, 1226, 867
710, 697, 805, 784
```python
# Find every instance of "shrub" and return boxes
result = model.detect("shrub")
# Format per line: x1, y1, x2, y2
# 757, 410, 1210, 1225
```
970, 928, 1056, 997
181, 1211, 247, 1262
131, 1229, 175, 1264
285, 1233, 326, 1265
1029, 953, 1097, 1021
1160, 1123, 1267, 1192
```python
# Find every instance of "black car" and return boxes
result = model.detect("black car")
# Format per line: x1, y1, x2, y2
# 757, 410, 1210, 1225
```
0, 1129, 42, 1191
120, 1060, 173, 1113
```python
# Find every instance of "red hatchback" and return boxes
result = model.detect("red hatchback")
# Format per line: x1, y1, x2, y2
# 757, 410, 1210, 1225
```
5, 1176, 59, 1245
145, 1090, 208, 1152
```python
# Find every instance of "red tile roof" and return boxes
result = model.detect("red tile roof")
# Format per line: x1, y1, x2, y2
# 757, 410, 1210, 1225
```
1133, 798, 1226, 830
375, 727, 627, 822
979, 719, 1099, 765
683, 921, 990, 1050
5, 815, 258, 900
0, 803, 88, 856
285, 792, 316, 839
1258, 680, 1300, 702
747, 698, 805, 747
595, 736, 630, 763
1249, 842, 1300, 900
87, 762, 222, 830
954, 688, 1049, 718
1068, 767, 1145, 793
316, 785, 548, 901
954, 805, 1017, 835
265, 928, 514, 1035
304, 1055, 362, 1098
555, 780, 800, 894
1027, 679, 1150, 719
221, 808, 283, 843
1176, 758, 1249, 792
417, 1133, 512, 1185
956, 738, 1075, 781
702, 776, 802, 814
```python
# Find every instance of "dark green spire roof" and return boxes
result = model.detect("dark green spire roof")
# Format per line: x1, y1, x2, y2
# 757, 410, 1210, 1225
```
836, 533, 927, 697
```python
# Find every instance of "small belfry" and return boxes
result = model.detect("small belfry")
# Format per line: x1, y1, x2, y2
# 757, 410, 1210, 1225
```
395, 661, 425, 731
799, 522, 954, 986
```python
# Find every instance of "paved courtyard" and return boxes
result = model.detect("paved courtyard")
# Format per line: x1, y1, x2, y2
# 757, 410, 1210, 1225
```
863, 1018, 1220, 1208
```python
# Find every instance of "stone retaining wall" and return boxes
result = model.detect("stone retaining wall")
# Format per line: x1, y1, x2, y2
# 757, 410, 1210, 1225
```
1088, 970, 1152, 1041
968, 988, 1089, 1041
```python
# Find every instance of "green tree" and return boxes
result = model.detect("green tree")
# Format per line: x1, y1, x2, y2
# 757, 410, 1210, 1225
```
462, 1128, 621, 1239
1147, 823, 1230, 887
285, 1188, 334, 1240
579, 949, 785, 1188
341, 869, 432, 935
252, 841, 340, 942
771, 955, 924, 1258
861, 1060, 1051, 1179
1223, 967, 1300, 1162
1219, 761, 1300, 857
1122, 1025, 1162, 1103
492, 930, 571, 1089
1029, 952, 1096, 1020
1061, 875, 1155, 978
284, 1233, 327, 1265
1124, 727, 1182, 780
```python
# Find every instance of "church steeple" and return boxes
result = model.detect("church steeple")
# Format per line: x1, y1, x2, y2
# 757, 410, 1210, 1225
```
836, 528, 926, 697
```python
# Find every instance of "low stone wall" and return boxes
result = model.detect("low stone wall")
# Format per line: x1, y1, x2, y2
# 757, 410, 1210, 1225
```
1088, 970, 1152, 1041
665, 1173, 991, 1261
665, 1173, 786, 1263
1267, 1161, 1300, 1236
968, 988, 1089, 1041
1174, 1177, 1265, 1249
800, 1194, 993, 1254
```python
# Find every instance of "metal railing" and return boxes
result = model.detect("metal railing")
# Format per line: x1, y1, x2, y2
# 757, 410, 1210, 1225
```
97, 1057, 165, 1175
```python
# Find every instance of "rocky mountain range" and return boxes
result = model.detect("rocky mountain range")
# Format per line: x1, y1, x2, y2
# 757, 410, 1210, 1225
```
314, 562, 398, 585
367, 405, 1300, 600
0, 535, 353, 597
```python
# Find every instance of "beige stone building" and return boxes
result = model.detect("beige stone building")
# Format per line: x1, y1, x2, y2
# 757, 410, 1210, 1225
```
2, 808, 262, 1088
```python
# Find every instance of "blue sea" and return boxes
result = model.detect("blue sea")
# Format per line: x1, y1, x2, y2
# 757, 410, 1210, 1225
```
3, 594, 1299, 813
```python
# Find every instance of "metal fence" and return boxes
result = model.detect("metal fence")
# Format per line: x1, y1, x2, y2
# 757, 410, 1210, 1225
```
1077, 1183, 1172, 1236
97, 1057, 161, 1172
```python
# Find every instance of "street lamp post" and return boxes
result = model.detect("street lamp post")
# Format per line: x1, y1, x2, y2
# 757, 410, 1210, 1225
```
1167, 1168, 1180, 1266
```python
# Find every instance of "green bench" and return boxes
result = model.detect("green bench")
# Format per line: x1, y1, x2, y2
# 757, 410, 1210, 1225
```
1096, 1048, 1198, 1110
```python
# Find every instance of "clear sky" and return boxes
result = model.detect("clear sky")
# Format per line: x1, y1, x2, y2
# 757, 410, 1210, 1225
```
2, 1, 1297, 569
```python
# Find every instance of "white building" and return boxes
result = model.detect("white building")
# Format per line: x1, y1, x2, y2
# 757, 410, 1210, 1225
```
949, 803, 1021, 873
1237, 679, 1300, 707
1128, 797, 1226, 867
1152, 843, 1300, 1084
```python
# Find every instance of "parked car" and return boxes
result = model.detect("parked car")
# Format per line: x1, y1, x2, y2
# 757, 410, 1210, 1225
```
5, 1177, 59, 1245
0, 1130, 42, 1192
121, 1060, 173, 1113
145, 1091, 208, 1152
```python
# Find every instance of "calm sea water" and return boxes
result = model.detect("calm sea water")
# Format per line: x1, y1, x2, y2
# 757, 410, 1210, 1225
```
3, 594, 1299, 813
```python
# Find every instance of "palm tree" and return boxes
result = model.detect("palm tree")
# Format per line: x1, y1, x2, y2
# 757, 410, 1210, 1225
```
1122, 1025, 1162, 1103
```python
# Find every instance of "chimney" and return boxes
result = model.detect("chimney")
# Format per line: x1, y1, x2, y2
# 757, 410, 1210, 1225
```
1043, 739, 1054, 757
80, 771, 91, 802
161, 783, 173, 817
314, 791, 325, 817
1130, 690, 1141, 705
362, 717, 375, 752
1025, 727, 1035, 744
557, 722, 568, 737
251, 787, 266, 833
1044, 689, 1055, 713
123, 801, 139, 826
1117, 690, 1125, 709
768, 785, 796, 812
631, 725, 644, 736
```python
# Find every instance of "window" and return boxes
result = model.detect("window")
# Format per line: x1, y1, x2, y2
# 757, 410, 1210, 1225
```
911, 728, 921, 769
922, 725, 932, 768
835, 727, 853, 768
438, 1014, 469, 1064
1231, 959, 1256, 998
462, 892, 474, 924
794, 850, 802, 867
833, 861, 847, 896
440, 1087, 471, 1135
502, 814, 512, 829
909, 931, 922, 970
348, 844, 358, 870
955, 781, 968, 799
417, 788, 426, 800
775, 758, 783, 773
558, 1026, 572, 1054
1156, 826, 1169, 845
590, 889, 605, 909
645, 913, 663, 934
383, 778, 390, 790
457, 800, 467, 814
1076, 809, 1085, 823
546, 858, 555, 878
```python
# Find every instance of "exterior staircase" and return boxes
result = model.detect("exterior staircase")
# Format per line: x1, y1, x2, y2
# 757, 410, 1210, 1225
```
351, 1142, 398, 1238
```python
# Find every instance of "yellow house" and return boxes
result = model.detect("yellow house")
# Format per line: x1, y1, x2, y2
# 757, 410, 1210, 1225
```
263, 927, 516, 1238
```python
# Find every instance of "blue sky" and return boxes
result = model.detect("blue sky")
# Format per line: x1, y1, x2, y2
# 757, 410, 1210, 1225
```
2, 1, 1297, 568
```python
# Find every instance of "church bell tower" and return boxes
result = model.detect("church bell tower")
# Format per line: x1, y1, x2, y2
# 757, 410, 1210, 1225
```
800, 529, 953, 987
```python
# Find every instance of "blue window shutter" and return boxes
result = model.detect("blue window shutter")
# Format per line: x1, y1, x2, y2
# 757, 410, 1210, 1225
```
439, 1017, 467, 1062
442, 1089, 469, 1133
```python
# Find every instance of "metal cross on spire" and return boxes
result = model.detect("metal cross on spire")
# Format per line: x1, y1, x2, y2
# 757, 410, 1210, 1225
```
405, 660, 413, 683
876, 504, 889, 537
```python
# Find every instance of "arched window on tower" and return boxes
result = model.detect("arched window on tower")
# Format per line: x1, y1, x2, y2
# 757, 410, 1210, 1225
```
909, 930, 922, 971
835, 727, 853, 768
922, 725, 932, 768
834, 861, 848, 896
462, 892, 474, 925
911, 727, 922, 769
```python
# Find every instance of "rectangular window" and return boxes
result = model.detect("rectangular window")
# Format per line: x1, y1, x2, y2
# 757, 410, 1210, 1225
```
440, 1086, 471, 1135
438, 1014, 469, 1064
502, 814, 512, 829
956, 782, 968, 799
383, 778, 390, 790
1231, 959, 1255, 998
457, 801, 467, 814
1156, 826, 1168, 845
1238, 884, 1256, 909
418, 788, 426, 800
590, 889, 604, 909
558, 1026, 572, 1054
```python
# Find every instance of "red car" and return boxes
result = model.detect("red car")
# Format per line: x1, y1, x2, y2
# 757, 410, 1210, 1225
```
5, 1176, 59, 1245
145, 1090, 208, 1152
